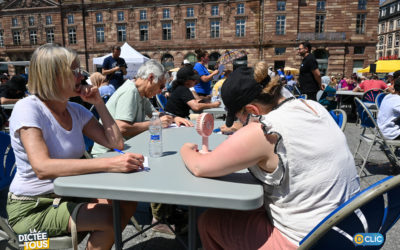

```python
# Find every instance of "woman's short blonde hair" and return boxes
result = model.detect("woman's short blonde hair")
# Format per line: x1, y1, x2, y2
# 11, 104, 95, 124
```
28, 44, 78, 101
90, 72, 106, 88
253, 61, 282, 106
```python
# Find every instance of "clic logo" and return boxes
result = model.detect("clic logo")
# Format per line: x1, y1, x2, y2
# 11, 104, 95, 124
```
353, 233, 384, 246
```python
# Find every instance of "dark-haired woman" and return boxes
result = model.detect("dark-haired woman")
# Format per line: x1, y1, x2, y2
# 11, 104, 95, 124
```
181, 61, 359, 249
165, 66, 220, 118
193, 49, 219, 97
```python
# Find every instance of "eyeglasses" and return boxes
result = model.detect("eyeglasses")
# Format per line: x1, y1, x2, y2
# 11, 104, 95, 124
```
72, 68, 83, 77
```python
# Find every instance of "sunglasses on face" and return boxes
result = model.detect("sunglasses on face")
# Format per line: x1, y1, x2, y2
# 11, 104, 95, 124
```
72, 68, 83, 77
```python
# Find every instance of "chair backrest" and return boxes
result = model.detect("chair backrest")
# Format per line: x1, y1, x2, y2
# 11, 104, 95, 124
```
354, 97, 376, 129
329, 109, 347, 131
299, 174, 400, 250
294, 85, 302, 95
297, 94, 307, 100
362, 88, 383, 103
0, 131, 16, 190
316, 90, 324, 101
156, 93, 167, 111
375, 92, 388, 109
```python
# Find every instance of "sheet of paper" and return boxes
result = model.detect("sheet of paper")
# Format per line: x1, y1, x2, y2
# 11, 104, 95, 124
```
213, 64, 225, 81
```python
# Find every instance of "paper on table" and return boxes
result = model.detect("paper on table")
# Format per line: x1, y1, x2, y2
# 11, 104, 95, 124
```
166, 124, 186, 128
139, 156, 150, 172
213, 64, 225, 81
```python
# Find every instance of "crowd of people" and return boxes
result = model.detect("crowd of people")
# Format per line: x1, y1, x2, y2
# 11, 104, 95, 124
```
2, 41, 399, 249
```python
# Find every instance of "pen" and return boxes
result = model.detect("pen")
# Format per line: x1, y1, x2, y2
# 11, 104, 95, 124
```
114, 148, 125, 154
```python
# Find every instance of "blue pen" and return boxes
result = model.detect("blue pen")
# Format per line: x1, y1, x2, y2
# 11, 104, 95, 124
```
114, 148, 125, 154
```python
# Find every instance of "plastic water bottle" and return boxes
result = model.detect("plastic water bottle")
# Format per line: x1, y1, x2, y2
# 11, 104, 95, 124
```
337, 81, 342, 90
149, 112, 162, 157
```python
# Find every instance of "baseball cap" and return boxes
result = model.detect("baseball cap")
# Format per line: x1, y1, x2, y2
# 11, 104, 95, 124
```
221, 67, 263, 127
177, 65, 200, 81
183, 59, 191, 65
388, 72, 394, 76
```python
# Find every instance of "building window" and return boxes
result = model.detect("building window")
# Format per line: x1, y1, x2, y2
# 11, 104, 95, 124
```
396, 33, 400, 47
163, 8, 170, 19
140, 10, 147, 20
353, 60, 364, 73
186, 21, 196, 39
117, 25, 126, 42
356, 14, 365, 34
390, 4, 396, 14
277, 1, 286, 11
187, 7, 194, 17
29, 30, 37, 45
210, 20, 220, 38
140, 24, 148, 41
96, 13, 103, 23
354, 46, 365, 54
162, 22, 171, 40
46, 15, 52, 25
381, 9, 386, 17
236, 19, 245, 37
68, 14, 74, 24
276, 15, 286, 35
388, 35, 393, 48
237, 3, 245, 14
12, 18, 18, 27
275, 47, 286, 55
390, 20, 394, 31
13, 30, 21, 45
379, 36, 384, 50
315, 15, 325, 33
0, 31, 4, 47
46, 29, 54, 43
317, 0, 326, 11
117, 11, 124, 21
358, 0, 367, 10
29, 16, 35, 26
96, 26, 104, 43
387, 50, 392, 57
397, 19, 400, 29
381, 23, 385, 33
211, 5, 219, 16
68, 27, 76, 44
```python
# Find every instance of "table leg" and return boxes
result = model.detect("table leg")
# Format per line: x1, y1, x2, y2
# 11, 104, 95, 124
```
188, 206, 197, 250
113, 200, 122, 250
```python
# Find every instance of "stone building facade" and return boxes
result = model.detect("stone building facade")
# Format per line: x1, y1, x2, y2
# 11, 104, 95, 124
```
0, 0, 378, 78
377, 0, 400, 60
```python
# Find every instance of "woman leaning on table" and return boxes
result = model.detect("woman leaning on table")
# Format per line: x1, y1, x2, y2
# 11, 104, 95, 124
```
6, 44, 143, 250
180, 61, 360, 249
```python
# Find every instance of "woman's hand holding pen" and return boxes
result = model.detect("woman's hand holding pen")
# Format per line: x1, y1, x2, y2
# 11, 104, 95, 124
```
109, 152, 145, 172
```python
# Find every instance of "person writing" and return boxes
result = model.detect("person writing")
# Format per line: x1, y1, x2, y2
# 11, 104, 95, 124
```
180, 62, 359, 249
6, 44, 142, 249
165, 65, 221, 119
193, 49, 219, 98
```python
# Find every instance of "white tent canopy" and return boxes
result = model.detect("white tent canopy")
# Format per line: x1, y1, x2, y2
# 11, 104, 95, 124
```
93, 42, 149, 79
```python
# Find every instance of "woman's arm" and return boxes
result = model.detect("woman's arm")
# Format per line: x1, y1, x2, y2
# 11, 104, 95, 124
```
20, 127, 144, 179
186, 99, 221, 112
200, 70, 219, 83
180, 122, 278, 177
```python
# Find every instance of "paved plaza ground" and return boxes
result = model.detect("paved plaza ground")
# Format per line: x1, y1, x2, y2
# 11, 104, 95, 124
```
1, 121, 400, 249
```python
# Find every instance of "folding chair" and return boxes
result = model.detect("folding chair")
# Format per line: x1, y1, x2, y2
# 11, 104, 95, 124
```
375, 92, 388, 109
299, 174, 400, 249
156, 93, 168, 112
329, 109, 347, 131
353, 97, 400, 176
0, 131, 82, 250
362, 88, 383, 110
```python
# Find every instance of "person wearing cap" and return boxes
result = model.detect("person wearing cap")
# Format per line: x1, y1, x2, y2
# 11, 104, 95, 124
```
180, 61, 359, 249
165, 65, 221, 119
378, 77, 400, 140
0, 75, 28, 105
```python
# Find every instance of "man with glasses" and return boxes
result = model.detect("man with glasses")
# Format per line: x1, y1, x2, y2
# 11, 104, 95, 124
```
298, 41, 323, 101
92, 59, 192, 156
102, 45, 127, 90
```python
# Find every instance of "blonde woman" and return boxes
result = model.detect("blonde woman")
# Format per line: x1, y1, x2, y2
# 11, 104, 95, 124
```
6, 44, 143, 249
180, 62, 359, 249
89, 72, 115, 97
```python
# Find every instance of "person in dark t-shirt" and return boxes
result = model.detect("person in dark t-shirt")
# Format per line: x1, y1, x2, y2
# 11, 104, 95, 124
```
102, 45, 127, 90
165, 66, 221, 118
298, 41, 323, 101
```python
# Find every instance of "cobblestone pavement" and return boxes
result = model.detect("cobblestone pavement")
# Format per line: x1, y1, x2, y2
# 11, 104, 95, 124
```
1, 122, 399, 249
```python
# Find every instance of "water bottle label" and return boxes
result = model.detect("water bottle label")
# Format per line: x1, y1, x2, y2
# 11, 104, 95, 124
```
151, 135, 160, 140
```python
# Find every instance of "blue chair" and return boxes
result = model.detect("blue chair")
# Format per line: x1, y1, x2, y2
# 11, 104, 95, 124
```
375, 92, 388, 109
362, 88, 383, 110
297, 94, 307, 100
353, 97, 400, 176
329, 109, 347, 131
0, 131, 16, 191
156, 93, 167, 112
299, 174, 400, 249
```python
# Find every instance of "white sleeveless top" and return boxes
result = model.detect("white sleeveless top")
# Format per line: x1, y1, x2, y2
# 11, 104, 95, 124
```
249, 98, 360, 245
